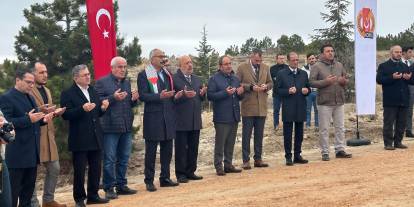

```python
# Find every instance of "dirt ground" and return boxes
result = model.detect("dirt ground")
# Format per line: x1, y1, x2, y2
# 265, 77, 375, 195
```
43, 102, 414, 207
52, 139, 414, 207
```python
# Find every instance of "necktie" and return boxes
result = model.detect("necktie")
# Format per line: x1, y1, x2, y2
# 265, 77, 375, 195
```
406, 60, 409, 66
186, 75, 191, 83
158, 71, 165, 82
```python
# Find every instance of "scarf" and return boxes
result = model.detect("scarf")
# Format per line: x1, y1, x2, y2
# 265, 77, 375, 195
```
145, 64, 174, 93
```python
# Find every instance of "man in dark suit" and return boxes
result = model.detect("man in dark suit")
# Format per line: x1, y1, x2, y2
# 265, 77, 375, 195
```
95, 57, 139, 199
0, 68, 55, 207
207, 55, 244, 176
270, 54, 289, 130
377, 45, 414, 150
60, 65, 109, 207
173, 55, 207, 183
137, 49, 182, 192
277, 52, 310, 166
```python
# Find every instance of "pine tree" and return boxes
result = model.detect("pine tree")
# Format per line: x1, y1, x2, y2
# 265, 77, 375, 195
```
193, 25, 218, 83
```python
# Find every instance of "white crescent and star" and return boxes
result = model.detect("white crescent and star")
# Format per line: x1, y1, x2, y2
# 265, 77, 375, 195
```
96, 8, 112, 39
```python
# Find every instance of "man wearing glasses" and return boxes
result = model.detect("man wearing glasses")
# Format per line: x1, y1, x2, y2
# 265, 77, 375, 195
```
138, 49, 182, 192
0, 68, 55, 207
95, 57, 139, 199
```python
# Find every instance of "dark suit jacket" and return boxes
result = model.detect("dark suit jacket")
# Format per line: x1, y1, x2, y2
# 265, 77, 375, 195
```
173, 69, 205, 131
137, 70, 176, 141
276, 68, 310, 122
270, 64, 289, 97
207, 71, 243, 123
0, 88, 41, 168
60, 83, 105, 151
376, 59, 414, 107
95, 74, 138, 133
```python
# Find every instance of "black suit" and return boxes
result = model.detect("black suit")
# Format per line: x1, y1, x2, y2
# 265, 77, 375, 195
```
60, 83, 105, 202
173, 69, 205, 179
0, 88, 41, 207
276, 69, 310, 159
137, 69, 176, 184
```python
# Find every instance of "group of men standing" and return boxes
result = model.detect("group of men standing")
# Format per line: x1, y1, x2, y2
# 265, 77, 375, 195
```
3, 43, 414, 207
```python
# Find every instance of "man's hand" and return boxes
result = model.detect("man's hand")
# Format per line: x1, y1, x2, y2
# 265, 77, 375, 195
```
226, 86, 236, 95
200, 85, 208, 96
302, 88, 309, 95
131, 89, 139, 101
82, 103, 96, 112
160, 90, 175, 99
43, 112, 54, 123
338, 76, 348, 86
288, 87, 297, 94
236, 86, 244, 95
252, 85, 262, 92
114, 89, 128, 101
184, 88, 196, 98
260, 84, 268, 91
403, 72, 412, 80
101, 99, 109, 111
325, 75, 337, 85
53, 107, 66, 116
393, 72, 403, 79
38, 104, 57, 114
174, 90, 184, 99
28, 109, 45, 123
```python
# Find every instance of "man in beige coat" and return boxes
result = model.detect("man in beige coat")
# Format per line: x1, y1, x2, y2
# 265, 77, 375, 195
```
30, 62, 67, 207
236, 49, 273, 169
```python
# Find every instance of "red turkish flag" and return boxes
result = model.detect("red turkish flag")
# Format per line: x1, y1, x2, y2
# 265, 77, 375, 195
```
86, 0, 117, 80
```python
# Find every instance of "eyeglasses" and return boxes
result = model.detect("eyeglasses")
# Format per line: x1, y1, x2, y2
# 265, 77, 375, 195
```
23, 79, 35, 85
154, 55, 167, 59
79, 73, 91, 78
116, 65, 127, 69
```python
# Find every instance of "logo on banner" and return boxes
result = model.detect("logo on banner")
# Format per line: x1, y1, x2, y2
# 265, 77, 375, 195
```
357, 8, 375, 39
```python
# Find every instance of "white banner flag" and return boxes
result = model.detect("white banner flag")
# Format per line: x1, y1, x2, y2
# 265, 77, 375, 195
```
355, 0, 377, 115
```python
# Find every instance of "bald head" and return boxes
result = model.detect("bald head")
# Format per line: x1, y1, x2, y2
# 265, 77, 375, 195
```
179, 55, 193, 75
390, 45, 402, 60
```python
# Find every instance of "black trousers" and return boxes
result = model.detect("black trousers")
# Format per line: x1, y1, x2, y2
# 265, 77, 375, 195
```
8, 167, 37, 207
72, 150, 102, 202
242, 116, 266, 162
144, 139, 173, 184
383, 106, 408, 146
175, 130, 200, 179
283, 122, 304, 159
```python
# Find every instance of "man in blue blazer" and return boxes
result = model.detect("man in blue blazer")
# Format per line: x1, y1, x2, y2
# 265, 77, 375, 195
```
0, 68, 55, 207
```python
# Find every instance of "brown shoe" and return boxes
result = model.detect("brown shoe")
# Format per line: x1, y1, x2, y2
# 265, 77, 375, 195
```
254, 160, 269, 168
242, 161, 251, 170
224, 165, 242, 173
42, 201, 67, 207
216, 168, 226, 176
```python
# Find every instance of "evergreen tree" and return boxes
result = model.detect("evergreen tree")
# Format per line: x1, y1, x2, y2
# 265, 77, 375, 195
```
193, 25, 218, 83
225, 45, 240, 56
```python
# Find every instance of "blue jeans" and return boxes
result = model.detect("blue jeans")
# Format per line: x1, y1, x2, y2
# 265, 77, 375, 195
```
273, 96, 282, 128
103, 133, 132, 190
0, 160, 12, 207
306, 91, 319, 127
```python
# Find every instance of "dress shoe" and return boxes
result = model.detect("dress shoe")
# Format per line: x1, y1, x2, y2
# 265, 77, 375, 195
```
160, 178, 179, 187
395, 143, 408, 149
187, 174, 203, 180
42, 201, 67, 207
322, 154, 330, 161
254, 160, 269, 168
242, 161, 252, 170
116, 185, 137, 195
335, 151, 352, 158
146, 183, 157, 192
285, 158, 294, 166
216, 168, 226, 176
86, 196, 109, 205
74, 201, 86, 207
177, 176, 189, 183
294, 156, 309, 164
406, 130, 414, 137
224, 165, 242, 173
384, 145, 395, 150
104, 187, 118, 199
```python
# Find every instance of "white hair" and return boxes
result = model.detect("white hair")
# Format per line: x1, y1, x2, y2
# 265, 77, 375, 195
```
110, 56, 127, 67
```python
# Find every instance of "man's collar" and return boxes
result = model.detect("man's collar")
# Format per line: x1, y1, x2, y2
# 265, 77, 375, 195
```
76, 83, 89, 90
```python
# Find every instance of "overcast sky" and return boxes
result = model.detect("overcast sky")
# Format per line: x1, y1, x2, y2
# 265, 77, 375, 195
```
1, 0, 413, 62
